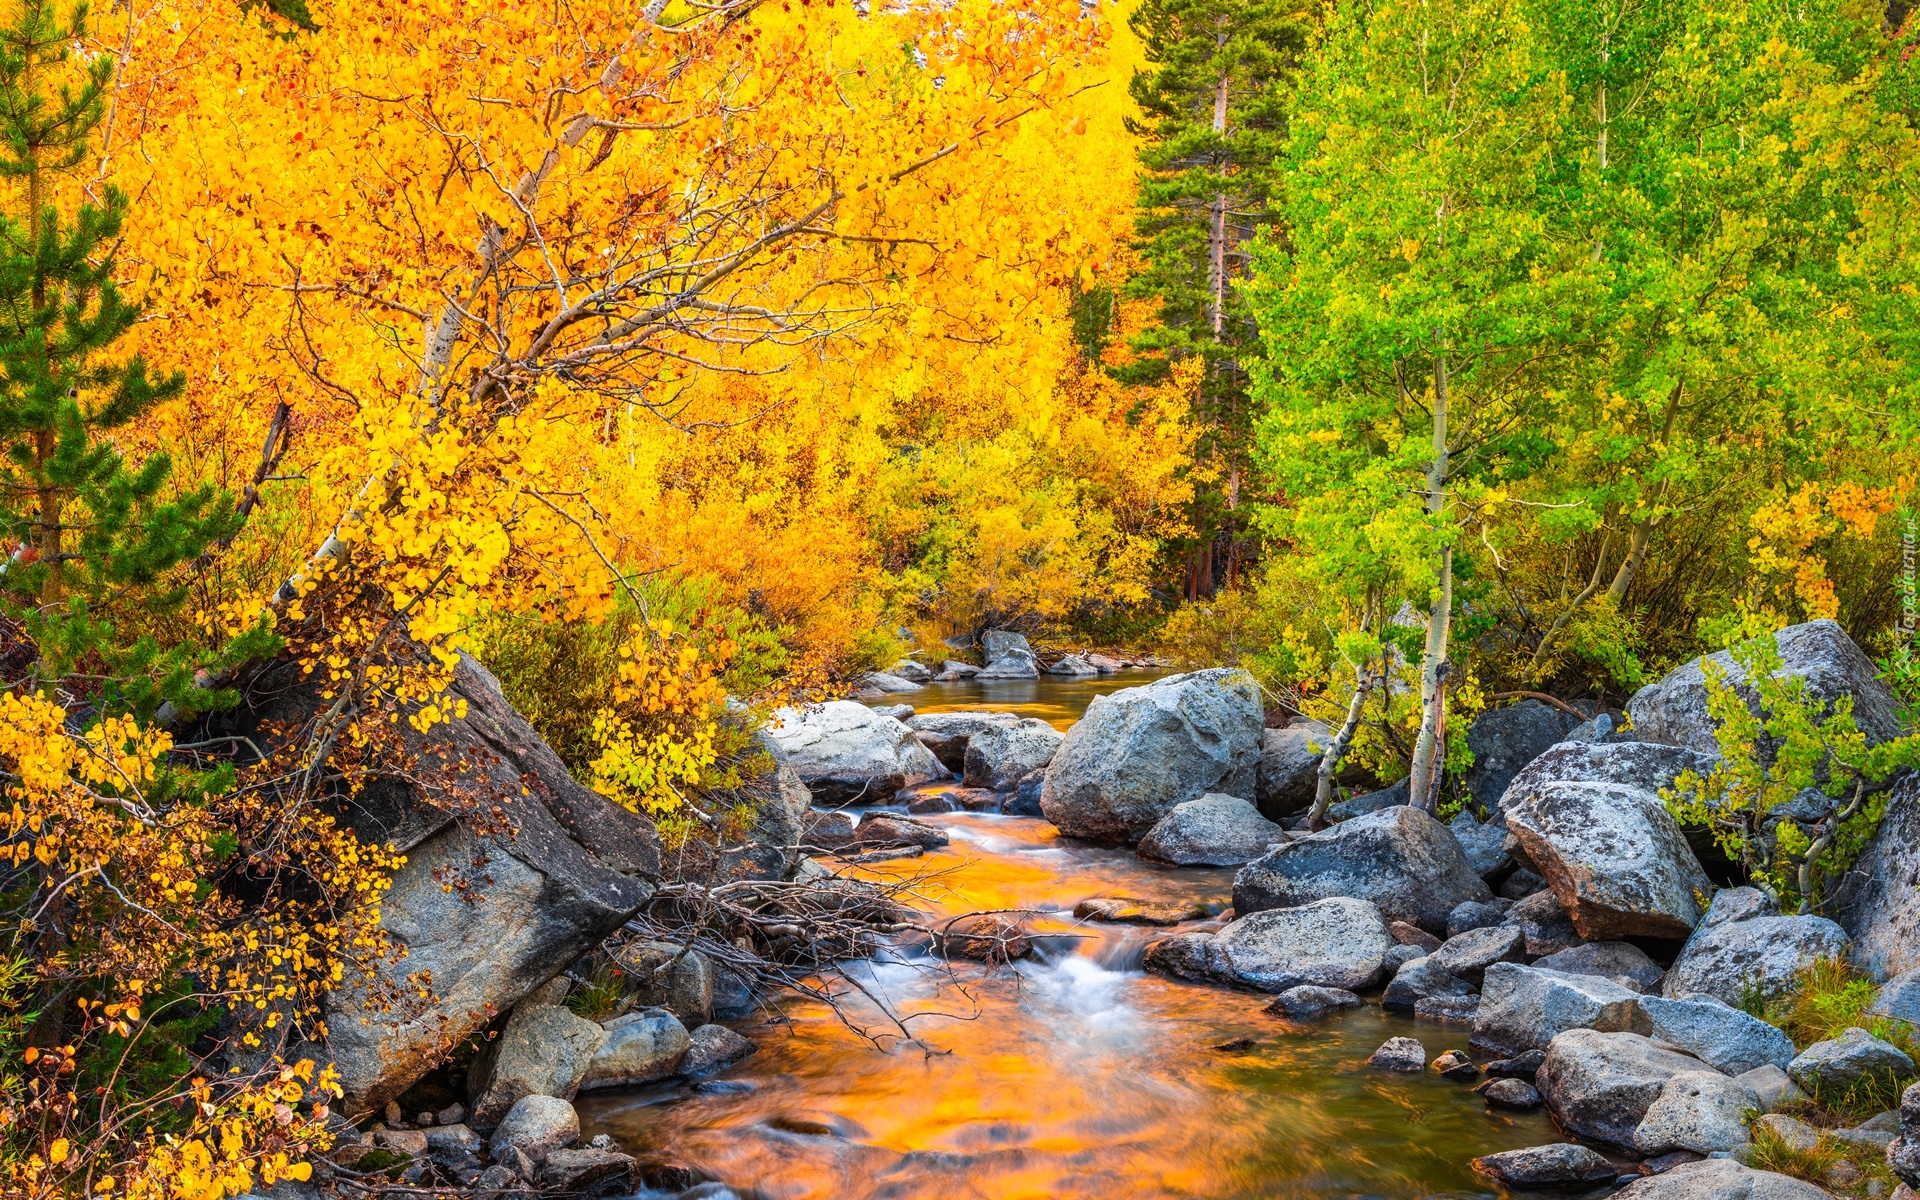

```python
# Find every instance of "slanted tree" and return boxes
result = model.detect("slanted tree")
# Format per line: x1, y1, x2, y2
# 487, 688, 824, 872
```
1123, 0, 1302, 598
0, 0, 251, 720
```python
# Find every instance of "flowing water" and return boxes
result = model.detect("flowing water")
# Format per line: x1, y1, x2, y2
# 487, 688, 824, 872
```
580, 673, 1565, 1199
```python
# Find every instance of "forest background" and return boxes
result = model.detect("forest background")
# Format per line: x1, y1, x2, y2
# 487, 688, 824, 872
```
0, 0, 1913, 1193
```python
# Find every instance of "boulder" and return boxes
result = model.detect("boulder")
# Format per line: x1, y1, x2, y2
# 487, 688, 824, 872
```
1613, 1159, 1837, 1199
1837, 771, 1920, 979
488, 1094, 579, 1163
1663, 905, 1850, 1009
1233, 806, 1491, 933
1465, 699, 1580, 808
1447, 899, 1513, 938
1634, 1070, 1759, 1154
1211, 898, 1396, 992
680, 1025, 755, 1078
855, 815, 949, 850
260, 653, 660, 1113
1487, 1050, 1548, 1080
976, 630, 1041, 679
937, 914, 1035, 963
1007, 769, 1047, 817
1787, 1027, 1915, 1096
1504, 888, 1586, 958
1626, 619, 1904, 757
860, 671, 924, 694
541, 1147, 637, 1192
1875, 970, 1920, 1025
1383, 956, 1476, 1014
1891, 1080, 1920, 1188
580, 1010, 691, 1091
1040, 669, 1264, 842
801, 810, 858, 852
1385, 943, 1426, 972
962, 717, 1064, 791
766, 701, 946, 803
612, 942, 713, 1026
1448, 812, 1511, 879
1536, 1029, 1710, 1148
1417, 994, 1482, 1022
910, 706, 1029, 771
1142, 932, 1228, 983
1433, 1048, 1480, 1080
1264, 985, 1362, 1020
467, 1003, 605, 1130
1368, 1037, 1426, 1071
1478, 1078, 1544, 1110
1471, 964, 1643, 1058
1534, 941, 1664, 993
1472, 1144, 1618, 1190
1832, 1111, 1901, 1150
1500, 740, 1721, 821
1047, 654, 1099, 677
936, 659, 981, 681
1086, 654, 1123, 673
1635, 995, 1798, 1076
1326, 778, 1408, 823
1503, 765, 1711, 940
1501, 868, 1549, 900
1755, 1113, 1820, 1153
1432, 925, 1527, 986
1390, 922, 1443, 953
1737, 1064, 1804, 1112
1073, 896, 1210, 925
1255, 721, 1330, 820
1138, 794, 1289, 867
870, 703, 914, 721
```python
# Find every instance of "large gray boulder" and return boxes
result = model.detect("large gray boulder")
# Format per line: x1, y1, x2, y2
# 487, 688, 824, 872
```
1504, 888, 1586, 957
1137, 794, 1288, 867
1890, 1080, 1920, 1188
1635, 995, 1798, 1076
1627, 619, 1904, 757
249, 653, 660, 1114
963, 717, 1064, 791
1472, 1144, 1619, 1190
1837, 770, 1920, 979
1633, 1070, 1759, 1155
1382, 956, 1474, 1014
765, 700, 946, 804
1255, 721, 1329, 820
1873, 969, 1920, 1025
1448, 812, 1511, 879
1040, 669, 1263, 843
1663, 890, 1850, 1008
1465, 699, 1579, 808
1502, 769, 1711, 940
976, 629, 1041, 679
468, 1003, 605, 1130
1233, 806, 1491, 933
1533, 941, 1665, 993
580, 1010, 692, 1091
859, 671, 924, 694
1471, 963, 1643, 1057
1536, 1029, 1709, 1148
1210, 898, 1396, 993
489, 1094, 578, 1163
1431, 925, 1527, 986
1500, 740, 1721, 821
907, 711, 1020, 773
1611, 1159, 1837, 1199
1786, 1027, 1915, 1096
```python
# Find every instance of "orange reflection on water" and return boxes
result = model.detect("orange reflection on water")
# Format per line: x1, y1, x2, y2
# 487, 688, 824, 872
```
581, 812, 1563, 1199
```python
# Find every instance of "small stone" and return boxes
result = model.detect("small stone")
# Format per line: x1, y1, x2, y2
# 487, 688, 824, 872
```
414, 1111, 434, 1127
1736, 1063, 1804, 1112
1827, 1161, 1863, 1187
1389, 921, 1443, 953
488, 1095, 579, 1163
679, 1024, 755, 1078
1787, 1027, 1915, 1097
907, 794, 958, 814
1264, 985, 1362, 1021
1432, 1049, 1480, 1081
475, 1165, 516, 1191
1073, 896, 1208, 925
1478, 1078, 1543, 1110
384, 1100, 403, 1127
1500, 868, 1548, 899
1754, 1113, 1820, 1153
1486, 1050, 1547, 1080
1432, 924, 1526, 985
1368, 1037, 1425, 1071
1447, 899, 1513, 938
1472, 1143, 1619, 1189
434, 1102, 466, 1127
541, 1147, 637, 1191
1832, 1110, 1900, 1150
370, 1127, 427, 1157
1212, 1036, 1257, 1052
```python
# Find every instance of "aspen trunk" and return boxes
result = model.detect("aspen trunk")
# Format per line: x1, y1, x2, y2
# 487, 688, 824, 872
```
1307, 668, 1372, 831
1408, 346, 1453, 812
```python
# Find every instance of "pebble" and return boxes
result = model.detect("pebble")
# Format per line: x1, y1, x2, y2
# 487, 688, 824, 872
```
1477, 1078, 1543, 1110
1432, 1049, 1480, 1081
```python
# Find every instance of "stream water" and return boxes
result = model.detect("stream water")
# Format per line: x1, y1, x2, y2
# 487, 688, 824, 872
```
579, 673, 1566, 1199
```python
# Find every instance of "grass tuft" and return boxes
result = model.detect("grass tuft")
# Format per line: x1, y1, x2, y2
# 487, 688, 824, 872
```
1744, 1122, 1897, 1199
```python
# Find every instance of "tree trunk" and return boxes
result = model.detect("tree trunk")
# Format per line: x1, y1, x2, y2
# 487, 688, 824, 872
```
1408, 346, 1453, 812
1208, 70, 1228, 341
1308, 666, 1372, 831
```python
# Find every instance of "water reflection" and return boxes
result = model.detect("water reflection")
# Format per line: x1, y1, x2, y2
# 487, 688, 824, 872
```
580, 812, 1564, 1199
862, 669, 1174, 730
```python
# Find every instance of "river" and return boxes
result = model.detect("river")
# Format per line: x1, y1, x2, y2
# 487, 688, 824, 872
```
579, 671, 1565, 1199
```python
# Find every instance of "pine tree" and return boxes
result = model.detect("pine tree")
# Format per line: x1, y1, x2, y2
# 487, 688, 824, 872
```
0, 0, 257, 720
1122, 0, 1302, 598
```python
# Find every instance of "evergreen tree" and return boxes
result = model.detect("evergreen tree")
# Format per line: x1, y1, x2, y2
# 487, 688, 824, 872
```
1123, 0, 1301, 598
0, 0, 259, 720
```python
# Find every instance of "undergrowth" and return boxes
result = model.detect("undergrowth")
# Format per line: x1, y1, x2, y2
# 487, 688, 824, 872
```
1759, 958, 1918, 1124
1745, 1122, 1898, 1198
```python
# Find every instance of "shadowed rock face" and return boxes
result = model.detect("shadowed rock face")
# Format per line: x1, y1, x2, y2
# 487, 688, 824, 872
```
226, 651, 660, 1116
1464, 699, 1579, 810
1837, 770, 1920, 979
1254, 721, 1330, 819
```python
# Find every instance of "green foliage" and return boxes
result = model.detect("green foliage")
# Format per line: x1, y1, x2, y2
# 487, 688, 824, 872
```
1765, 958, 1917, 1060
74, 989, 222, 1137
1745, 1119, 1899, 1197
0, 0, 267, 722
1662, 636, 1920, 912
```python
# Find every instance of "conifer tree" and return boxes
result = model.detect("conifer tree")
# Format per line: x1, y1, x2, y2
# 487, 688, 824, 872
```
1123, 0, 1301, 598
0, 0, 255, 720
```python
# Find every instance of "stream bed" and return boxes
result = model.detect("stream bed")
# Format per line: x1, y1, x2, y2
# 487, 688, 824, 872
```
579, 674, 1567, 1199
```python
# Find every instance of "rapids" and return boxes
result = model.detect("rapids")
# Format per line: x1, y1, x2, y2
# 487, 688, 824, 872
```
579, 674, 1568, 1199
